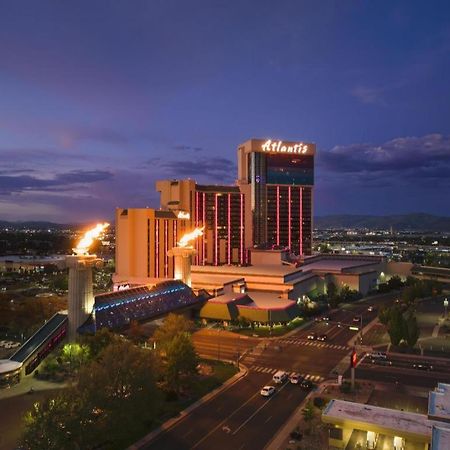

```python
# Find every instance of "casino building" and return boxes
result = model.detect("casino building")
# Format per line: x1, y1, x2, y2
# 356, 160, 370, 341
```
237, 139, 314, 256
154, 137, 315, 266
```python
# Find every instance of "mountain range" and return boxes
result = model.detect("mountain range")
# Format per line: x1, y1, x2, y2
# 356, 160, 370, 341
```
0, 213, 449, 232
314, 213, 450, 232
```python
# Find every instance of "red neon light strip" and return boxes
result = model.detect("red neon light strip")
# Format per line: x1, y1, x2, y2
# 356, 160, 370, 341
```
155, 219, 159, 277
214, 193, 218, 266
202, 192, 206, 264
240, 193, 244, 264
288, 186, 291, 250
164, 220, 168, 277
195, 191, 199, 264
299, 187, 303, 256
276, 185, 280, 247
227, 193, 231, 264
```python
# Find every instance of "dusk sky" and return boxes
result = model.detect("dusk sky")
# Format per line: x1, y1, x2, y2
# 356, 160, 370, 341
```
1, 1, 449, 223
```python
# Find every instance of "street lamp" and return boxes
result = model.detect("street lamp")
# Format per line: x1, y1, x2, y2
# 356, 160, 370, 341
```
444, 298, 448, 318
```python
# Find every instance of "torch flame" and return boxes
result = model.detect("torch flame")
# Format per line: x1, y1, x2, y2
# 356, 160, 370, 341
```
73, 222, 110, 255
178, 227, 204, 248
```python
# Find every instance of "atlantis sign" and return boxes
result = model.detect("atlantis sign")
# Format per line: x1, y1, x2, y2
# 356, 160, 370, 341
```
261, 139, 309, 154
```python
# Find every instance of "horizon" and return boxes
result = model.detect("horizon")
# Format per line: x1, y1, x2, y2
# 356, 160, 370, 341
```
0, 1, 449, 222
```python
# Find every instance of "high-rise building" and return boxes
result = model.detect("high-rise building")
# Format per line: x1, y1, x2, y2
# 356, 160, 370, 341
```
114, 208, 188, 286
156, 180, 246, 265
237, 138, 315, 256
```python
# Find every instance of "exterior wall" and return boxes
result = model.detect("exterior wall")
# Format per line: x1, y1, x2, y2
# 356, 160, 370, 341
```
325, 272, 378, 296
250, 249, 288, 266
237, 138, 315, 256
115, 208, 182, 282
288, 275, 325, 300
157, 180, 246, 266
386, 261, 414, 279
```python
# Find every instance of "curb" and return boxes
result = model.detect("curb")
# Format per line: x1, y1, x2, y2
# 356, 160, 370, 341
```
127, 363, 248, 450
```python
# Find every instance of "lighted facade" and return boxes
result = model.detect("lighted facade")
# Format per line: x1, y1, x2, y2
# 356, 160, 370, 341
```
114, 208, 188, 284
156, 180, 246, 266
237, 139, 315, 256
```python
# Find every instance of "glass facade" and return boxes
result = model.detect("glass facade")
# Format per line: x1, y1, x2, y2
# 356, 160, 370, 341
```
266, 153, 314, 186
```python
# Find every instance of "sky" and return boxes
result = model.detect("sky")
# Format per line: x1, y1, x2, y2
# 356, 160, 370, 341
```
0, 0, 449, 223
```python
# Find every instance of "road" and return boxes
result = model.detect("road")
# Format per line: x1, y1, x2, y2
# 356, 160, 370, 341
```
350, 352, 450, 388
142, 291, 450, 450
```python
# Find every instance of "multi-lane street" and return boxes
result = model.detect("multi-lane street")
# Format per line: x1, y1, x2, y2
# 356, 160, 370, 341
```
142, 292, 450, 450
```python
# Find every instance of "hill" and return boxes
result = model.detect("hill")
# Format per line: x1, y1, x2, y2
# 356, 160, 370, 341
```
314, 213, 450, 232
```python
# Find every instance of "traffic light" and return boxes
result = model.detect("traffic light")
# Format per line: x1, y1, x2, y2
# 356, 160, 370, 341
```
350, 350, 357, 368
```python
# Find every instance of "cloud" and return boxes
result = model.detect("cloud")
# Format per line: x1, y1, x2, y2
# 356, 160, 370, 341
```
158, 157, 236, 182
319, 133, 450, 186
173, 145, 204, 152
0, 169, 113, 195
351, 85, 386, 105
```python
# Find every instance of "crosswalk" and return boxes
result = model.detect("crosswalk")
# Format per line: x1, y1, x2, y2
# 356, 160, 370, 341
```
278, 338, 349, 351
250, 365, 324, 382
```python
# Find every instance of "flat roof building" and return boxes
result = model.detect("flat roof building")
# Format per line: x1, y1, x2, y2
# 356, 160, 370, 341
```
322, 383, 450, 450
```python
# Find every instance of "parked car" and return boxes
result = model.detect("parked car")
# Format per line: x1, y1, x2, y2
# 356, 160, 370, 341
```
413, 362, 433, 371
321, 316, 330, 322
260, 386, 275, 397
353, 316, 361, 323
367, 306, 375, 312
317, 334, 328, 341
289, 374, 302, 384
307, 332, 317, 340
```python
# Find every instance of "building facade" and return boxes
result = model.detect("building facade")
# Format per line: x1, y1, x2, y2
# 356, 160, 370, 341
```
156, 180, 247, 266
115, 208, 188, 284
237, 138, 315, 256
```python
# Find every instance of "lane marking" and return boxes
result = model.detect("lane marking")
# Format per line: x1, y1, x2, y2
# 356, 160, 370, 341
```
232, 382, 289, 435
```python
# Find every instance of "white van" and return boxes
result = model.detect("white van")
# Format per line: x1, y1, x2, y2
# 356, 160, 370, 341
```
366, 431, 378, 449
272, 370, 288, 384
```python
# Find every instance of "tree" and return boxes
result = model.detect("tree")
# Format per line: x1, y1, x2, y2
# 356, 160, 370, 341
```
129, 319, 144, 343
22, 340, 163, 450
153, 313, 194, 350
387, 275, 403, 290
21, 391, 84, 450
340, 285, 351, 302
302, 400, 314, 434
326, 281, 337, 299
378, 307, 391, 325
81, 327, 121, 358
165, 332, 198, 394
404, 313, 420, 347
387, 307, 406, 346
61, 343, 90, 374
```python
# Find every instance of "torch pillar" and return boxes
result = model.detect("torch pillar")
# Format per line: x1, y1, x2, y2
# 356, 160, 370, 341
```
65, 255, 99, 340
167, 246, 196, 287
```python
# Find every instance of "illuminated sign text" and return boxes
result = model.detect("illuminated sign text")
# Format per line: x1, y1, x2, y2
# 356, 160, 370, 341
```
261, 139, 308, 154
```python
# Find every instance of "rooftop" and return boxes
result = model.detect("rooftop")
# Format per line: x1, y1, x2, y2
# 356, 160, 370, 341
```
429, 383, 450, 421
432, 426, 450, 450
0, 359, 22, 375
323, 399, 435, 439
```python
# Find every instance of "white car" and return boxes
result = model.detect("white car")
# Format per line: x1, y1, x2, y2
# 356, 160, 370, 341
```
260, 386, 275, 397
307, 332, 317, 340
289, 374, 301, 384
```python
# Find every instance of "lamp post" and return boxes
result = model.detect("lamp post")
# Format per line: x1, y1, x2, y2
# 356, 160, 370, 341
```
444, 298, 448, 319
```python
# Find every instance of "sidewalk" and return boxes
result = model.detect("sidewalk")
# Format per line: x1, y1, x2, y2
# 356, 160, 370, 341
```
264, 381, 329, 450
128, 364, 248, 450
